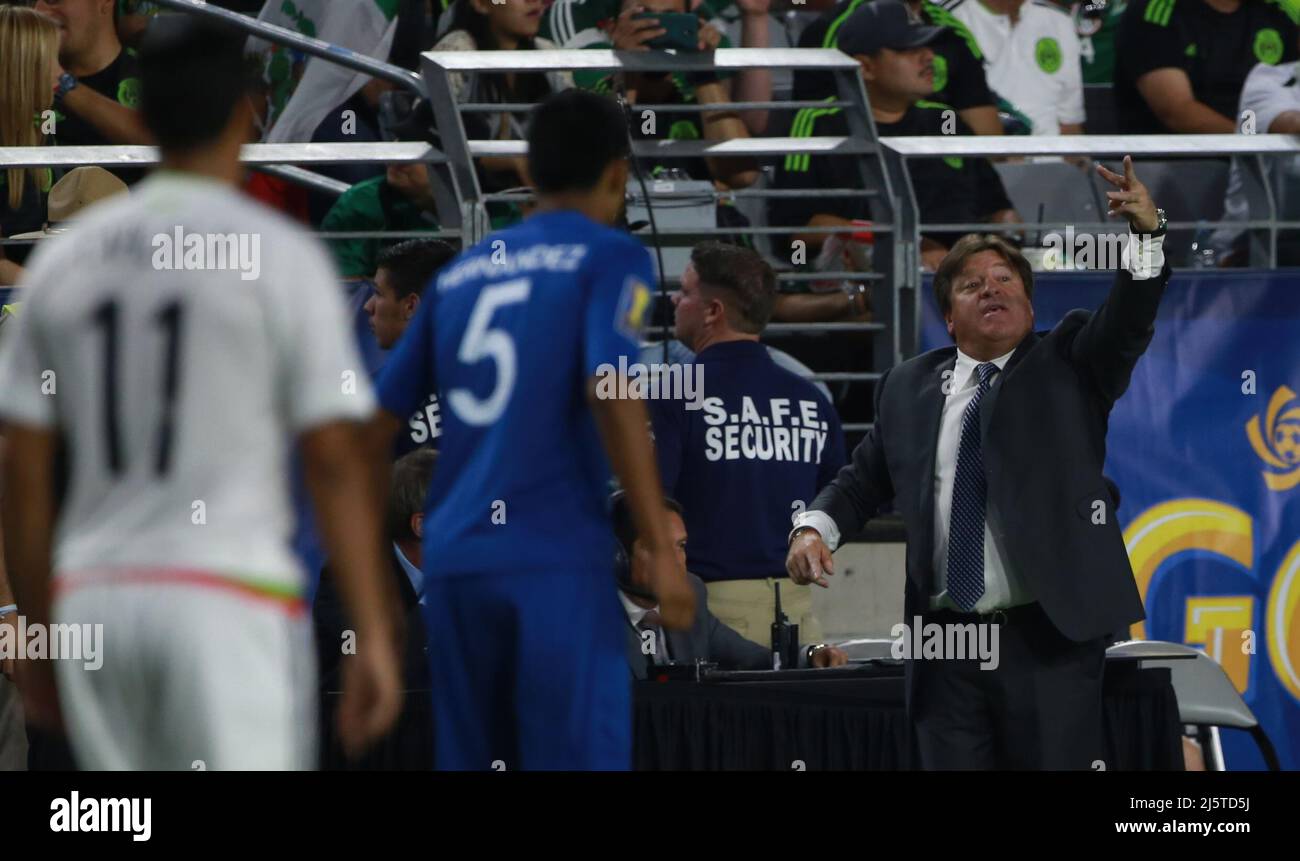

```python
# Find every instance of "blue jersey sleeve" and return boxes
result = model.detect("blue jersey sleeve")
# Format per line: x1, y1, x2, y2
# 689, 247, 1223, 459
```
583, 238, 655, 378
375, 288, 437, 419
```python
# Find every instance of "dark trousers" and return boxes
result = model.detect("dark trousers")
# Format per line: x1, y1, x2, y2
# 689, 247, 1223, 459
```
911, 602, 1107, 770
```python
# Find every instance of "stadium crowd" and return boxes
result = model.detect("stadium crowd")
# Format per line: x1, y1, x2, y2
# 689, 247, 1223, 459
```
0, 0, 1277, 770
5, 0, 1296, 276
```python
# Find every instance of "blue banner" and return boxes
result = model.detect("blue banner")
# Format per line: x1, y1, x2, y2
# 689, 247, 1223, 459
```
923, 270, 1300, 770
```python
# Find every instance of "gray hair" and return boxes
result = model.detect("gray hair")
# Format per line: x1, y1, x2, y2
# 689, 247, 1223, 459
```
387, 448, 438, 541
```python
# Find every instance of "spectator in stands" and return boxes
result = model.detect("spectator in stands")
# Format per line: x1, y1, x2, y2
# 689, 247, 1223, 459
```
433, 0, 573, 225
612, 492, 849, 675
304, 1, 430, 224
795, 0, 1004, 135
1114, 0, 1299, 133
541, 0, 775, 134
1212, 53, 1300, 264
314, 448, 437, 765
648, 242, 847, 648
945, 0, 1086, 135
114, 0, 159, 48
302, 78, 399, 224
576, 0, 761, 191
367, 238, 459, 456
115, 0, 266, 48
320, 162, 443, 282
1070, 0, 1124, 85
773, 0, 1020, 275
0, 5, 60, 281
36, 0, 153, 164
240, 64, 313, 224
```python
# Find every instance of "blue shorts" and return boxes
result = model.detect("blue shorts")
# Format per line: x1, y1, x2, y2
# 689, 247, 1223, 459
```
422, 569, 631, 771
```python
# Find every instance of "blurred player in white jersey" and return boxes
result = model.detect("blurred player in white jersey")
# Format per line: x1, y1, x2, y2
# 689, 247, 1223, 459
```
0, 17, 402, 769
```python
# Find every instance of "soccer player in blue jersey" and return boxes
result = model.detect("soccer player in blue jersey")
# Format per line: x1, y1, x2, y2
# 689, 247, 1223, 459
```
365, 90, 696, 770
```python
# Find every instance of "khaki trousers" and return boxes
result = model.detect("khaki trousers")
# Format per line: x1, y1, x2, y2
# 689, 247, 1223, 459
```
704, 578, 824, 648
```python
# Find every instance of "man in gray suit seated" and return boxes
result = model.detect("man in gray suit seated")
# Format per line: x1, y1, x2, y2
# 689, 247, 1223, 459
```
610, 492, 848, 678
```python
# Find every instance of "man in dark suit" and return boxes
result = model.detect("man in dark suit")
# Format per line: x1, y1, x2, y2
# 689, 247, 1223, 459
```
787, 157, 1169, 769
315, 449, 436, 706
611, 493, 848, 678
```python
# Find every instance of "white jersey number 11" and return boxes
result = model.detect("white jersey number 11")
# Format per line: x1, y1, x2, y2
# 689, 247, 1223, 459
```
91, 298, 185, 476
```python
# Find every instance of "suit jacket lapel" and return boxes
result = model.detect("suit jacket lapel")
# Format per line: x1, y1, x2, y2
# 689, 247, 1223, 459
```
917, 354, 953, 512
980, 332, 1037, 443
915, 352, 953, 590
664, 627, 690, 664
391, 551, 419, 611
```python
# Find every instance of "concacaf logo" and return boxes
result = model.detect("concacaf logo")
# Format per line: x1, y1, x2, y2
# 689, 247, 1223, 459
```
1246, 385, 1300, 490
616, 276, 652, 340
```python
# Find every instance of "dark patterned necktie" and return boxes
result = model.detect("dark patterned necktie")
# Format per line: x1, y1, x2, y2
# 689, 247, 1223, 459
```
639, 610, 665, 666
946, 362, 999, 611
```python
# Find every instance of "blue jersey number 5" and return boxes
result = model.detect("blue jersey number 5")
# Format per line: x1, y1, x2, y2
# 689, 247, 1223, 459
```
447, 277, 531, 426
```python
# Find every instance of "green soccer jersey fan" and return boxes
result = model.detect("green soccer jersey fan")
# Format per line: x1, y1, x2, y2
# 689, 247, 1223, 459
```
1068, 0, 1127, 83
772, 0, 1018, 272
794, 0, 1004, 135
541, 0, 736, 49
537, 0, 773, 134
1115, 0, 1300, 133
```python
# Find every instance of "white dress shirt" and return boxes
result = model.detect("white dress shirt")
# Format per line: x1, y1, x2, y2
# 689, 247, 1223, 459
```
928, 347, 1027, 611
619, 590, 671, 663
790, 232, 1166, 605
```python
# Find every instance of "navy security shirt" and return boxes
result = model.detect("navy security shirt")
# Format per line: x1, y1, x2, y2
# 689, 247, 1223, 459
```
649, 340, 847, 583
375, 209, 654, 578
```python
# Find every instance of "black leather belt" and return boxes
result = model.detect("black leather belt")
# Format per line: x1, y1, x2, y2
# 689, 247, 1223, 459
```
923, 602, 1042, 627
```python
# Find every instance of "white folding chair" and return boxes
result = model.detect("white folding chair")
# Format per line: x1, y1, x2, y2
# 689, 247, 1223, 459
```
1107, 640, 1280, 771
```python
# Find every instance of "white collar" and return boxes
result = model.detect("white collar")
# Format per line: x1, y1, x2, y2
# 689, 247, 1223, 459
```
953, 347, 1015, 390
618, 589, 659, 628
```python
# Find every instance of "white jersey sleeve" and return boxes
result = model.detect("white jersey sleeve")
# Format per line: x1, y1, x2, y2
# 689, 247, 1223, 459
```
262, 234, 377, 433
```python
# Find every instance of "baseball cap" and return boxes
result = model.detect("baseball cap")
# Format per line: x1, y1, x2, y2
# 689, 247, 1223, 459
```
836, 0, 943, 57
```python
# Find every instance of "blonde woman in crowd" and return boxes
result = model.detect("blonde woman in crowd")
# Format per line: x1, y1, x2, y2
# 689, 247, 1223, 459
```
0, 5, 60, 285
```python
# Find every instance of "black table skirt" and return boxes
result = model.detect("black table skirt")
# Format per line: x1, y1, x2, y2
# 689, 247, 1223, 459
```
633, 665, 1183, 770
320, 664, 1183, 771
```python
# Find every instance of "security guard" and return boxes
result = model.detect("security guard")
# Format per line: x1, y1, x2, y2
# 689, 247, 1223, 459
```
650, 242, 847, 646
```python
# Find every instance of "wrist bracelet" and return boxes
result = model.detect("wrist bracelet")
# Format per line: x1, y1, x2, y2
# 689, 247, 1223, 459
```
0, 604, 17, 618
54, 71, 78, 105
